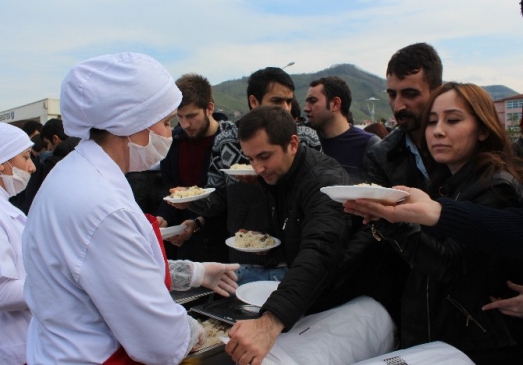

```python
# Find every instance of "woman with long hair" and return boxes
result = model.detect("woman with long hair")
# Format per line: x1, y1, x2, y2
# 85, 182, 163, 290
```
347, 82, 523, 364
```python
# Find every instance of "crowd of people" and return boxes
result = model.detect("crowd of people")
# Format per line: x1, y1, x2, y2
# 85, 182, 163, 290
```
1, 40, 523, 365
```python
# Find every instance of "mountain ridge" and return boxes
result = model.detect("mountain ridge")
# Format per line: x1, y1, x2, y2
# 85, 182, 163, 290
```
212, 63, 519, 124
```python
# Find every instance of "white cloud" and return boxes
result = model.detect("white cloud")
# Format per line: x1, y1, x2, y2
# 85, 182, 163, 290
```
1, 0, 522, 111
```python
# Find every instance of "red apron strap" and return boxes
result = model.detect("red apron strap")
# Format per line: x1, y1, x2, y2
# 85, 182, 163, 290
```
103, 346, 142, 365
145, 213, 172, 290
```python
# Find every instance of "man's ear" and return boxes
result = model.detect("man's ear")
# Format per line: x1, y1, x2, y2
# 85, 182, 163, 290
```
52, 135, 61, 145
206, 102, 215, 116
330, 96, 342, 112
248, 95, 260, 109
289, 135, 299, 155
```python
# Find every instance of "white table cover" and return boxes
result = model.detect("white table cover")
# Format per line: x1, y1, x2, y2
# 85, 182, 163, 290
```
353, 341, 475, 365
262, 296, 397, 365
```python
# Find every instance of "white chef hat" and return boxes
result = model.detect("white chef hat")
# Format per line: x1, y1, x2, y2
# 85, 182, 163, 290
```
60, 52, 182, 139
0, 123, 33, 164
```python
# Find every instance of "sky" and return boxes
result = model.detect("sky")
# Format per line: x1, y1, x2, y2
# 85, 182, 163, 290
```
1, 0, 522, 112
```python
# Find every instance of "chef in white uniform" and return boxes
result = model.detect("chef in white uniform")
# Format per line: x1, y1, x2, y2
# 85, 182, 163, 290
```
0, 123, 35, 365
23, 52, 239, 365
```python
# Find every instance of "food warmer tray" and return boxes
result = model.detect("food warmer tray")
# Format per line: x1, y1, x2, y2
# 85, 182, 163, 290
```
189, 296, 261, 324
181, 308, 235, 364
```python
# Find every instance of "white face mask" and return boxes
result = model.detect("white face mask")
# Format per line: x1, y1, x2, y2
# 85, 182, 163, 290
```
1, 162, 31, 197
128, 129, 172, 172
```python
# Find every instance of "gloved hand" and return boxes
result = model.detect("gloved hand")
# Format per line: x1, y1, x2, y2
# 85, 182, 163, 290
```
187, 317, 206, 354
192, 262, 240, 297
191, 322, 207, 352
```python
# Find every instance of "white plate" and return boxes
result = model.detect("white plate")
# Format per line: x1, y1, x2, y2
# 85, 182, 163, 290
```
163, 188, 215, 203
236, 281, 279, 307
220, 168, 256, 176
225, 236, 281, 253
320, 185, 409, 205
159, 224, 187, 239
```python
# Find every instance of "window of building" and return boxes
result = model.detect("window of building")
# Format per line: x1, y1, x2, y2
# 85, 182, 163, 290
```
506, 100, 523, 109
506, 112, 522, 124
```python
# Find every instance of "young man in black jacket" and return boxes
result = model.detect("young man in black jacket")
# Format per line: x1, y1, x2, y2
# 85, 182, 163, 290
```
189, 67, 320, 284
225, 106, 398, 365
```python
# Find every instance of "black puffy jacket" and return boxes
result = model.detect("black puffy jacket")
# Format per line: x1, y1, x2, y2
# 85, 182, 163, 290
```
190, 120, 321, 266
373, 162, 523, 355
259, 145, 369, 330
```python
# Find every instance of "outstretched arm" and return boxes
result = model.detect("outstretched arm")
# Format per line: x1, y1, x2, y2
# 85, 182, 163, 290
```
343, 186, 441, 226
483, 281, 523, 319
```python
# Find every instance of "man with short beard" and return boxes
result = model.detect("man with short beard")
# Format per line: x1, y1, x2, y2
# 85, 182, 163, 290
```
304, 76, 379, 183
365, 43, 443, 190
359, 43, 443, 333
156, 73, 230, 263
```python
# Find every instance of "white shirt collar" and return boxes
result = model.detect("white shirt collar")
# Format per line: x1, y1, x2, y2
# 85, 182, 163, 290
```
0, 187, 26, 219
75, 139, 133, 195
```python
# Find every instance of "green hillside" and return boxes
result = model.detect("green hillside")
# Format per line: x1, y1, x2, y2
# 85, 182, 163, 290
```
212, 64, 390, 124
212, 64, 520, 124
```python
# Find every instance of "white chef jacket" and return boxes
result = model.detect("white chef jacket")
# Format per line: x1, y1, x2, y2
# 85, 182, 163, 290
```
23, 139, 191, 365
0, 188, 31, 365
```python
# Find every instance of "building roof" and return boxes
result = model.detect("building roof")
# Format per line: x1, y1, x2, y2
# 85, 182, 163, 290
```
495, 94, 523, 102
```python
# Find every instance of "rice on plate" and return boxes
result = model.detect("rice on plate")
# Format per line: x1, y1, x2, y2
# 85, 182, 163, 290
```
169, 185, 206, 199
234, 230, 276, 249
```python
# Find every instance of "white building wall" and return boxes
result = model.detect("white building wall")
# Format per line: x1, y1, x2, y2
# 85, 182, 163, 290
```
0, 98, 60, 126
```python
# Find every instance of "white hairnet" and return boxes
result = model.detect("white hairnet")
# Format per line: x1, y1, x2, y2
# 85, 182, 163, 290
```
60, 52, 182, 139
0, 123, 33, 163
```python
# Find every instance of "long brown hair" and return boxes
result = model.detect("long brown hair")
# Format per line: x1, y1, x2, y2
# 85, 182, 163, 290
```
420, 82, 523, 183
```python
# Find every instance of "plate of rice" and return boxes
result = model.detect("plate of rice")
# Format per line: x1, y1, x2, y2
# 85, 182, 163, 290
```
220, 163, 256, 176
320, 184, 409, 205
225, 230, 281, 253
163, 186, 215, 203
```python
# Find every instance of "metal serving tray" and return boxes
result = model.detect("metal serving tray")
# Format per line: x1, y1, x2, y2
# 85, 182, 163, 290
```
177, 294, 261, 364
171, 287, 214, 305
190, 296, 261, 324
181, 310, 234, 365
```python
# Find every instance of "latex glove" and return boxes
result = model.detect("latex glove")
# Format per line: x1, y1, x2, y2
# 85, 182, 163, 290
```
170, 261, 239, 294
191, 323, 207, 352
192, 262, 240, 297
187, 316, 206, 354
